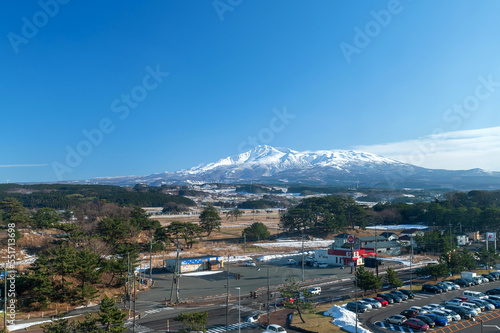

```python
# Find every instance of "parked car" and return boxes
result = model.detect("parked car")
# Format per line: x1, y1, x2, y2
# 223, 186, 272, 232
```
453, 279, 472, 287
318, 262, 328, 268
382, 293, 402, 303
390, 290, 409, 301
385, 315, 407, 326
472, 299, 494, 311
416, 315, 435, 328
443, 281, 460, 290
462, 302, 482, 313
245, 261, 256, 267
437, 282, 452, 292
486, 288, 500, 295
399, 289, 416, 298
346, 301, 370, 313
483, 298, 500, 309
454, 296, 468, 302
445, 305, 475, 318
405, 318, 430, 331
445, 299, 463, 306
423, 313, 448, 326
377, 293, 394, 304
489, 295, 500, 302
400, 309, 419, 319
432, 310, 453, 322
362, 298, 382, 309
422, 304, 443, 311
457, 305, 479, 317
442, 309, 461, 321
286, 259, 296, 265
373, 296, 389, 306
357, 300, 373, 310
422, 284, 442, 293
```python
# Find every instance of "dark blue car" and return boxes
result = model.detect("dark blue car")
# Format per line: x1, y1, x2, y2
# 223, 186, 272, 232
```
424, 313, 448, 326
484, 298, 500, 309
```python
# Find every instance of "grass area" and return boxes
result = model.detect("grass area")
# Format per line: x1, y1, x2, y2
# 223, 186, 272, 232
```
291, 303, 346, 333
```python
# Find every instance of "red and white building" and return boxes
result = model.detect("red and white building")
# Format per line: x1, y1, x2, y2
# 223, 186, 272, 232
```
314, 247, 375, 267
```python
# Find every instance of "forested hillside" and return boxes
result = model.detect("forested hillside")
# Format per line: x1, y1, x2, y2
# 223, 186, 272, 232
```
0, 184, 195, 209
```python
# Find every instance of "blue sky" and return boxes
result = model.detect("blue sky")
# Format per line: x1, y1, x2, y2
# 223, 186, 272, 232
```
2, 0, 500, 182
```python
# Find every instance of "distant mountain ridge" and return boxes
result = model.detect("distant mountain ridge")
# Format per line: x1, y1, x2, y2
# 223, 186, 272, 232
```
78, 145, 500, 190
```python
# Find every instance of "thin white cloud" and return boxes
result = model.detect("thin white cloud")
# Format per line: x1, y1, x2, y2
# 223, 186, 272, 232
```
0, 164, 48, 168
355, 126, 500, 172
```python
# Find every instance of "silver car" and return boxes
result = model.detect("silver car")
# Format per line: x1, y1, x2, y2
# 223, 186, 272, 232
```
433, 310, 453, 322
442, 309, 461, 321
386, 315, 407, 326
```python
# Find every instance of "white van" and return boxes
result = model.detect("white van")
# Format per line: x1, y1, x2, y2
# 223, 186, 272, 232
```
463, 290, 488, 301
309, 287, 321, 295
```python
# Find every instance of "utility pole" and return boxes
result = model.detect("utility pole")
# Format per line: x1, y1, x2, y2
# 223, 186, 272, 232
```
163, 242, 165, 270
375, 225, 379, 277
133, 269, 136, 333
236, 287, 241, 333
225, 255, 230, 333
267, 266, 270, 326
301, 228, 305, 282
243, 234, 246, 253
354, 255, 358, 333
410, 235, 413, 291
127, 252, 131, 311
149, 235, 153, 284
176, 242, 181, 303
449, 222, 453, 250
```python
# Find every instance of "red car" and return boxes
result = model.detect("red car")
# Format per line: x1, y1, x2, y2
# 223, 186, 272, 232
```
278, 297, 294, 306
455, 296, 468, 302
406, 318, 430, 331
373, 296, 389, 307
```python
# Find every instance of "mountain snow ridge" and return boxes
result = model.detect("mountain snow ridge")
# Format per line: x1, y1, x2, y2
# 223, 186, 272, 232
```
182, 145, 406, 175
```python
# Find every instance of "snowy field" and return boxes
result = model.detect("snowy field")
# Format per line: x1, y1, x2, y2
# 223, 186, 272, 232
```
365, 224, 429, 230
324, 305, 372, 333
253, 239, 333, 249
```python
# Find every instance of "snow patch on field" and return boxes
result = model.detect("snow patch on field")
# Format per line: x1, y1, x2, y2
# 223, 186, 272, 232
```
181, 270, 222, 277
253, 240, 333, 249
257, 251, 314, 262
365, 224, 428, 230
323, 305, 372, 333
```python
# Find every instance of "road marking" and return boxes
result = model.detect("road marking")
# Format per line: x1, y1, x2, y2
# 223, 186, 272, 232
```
206, 322, 256, 333
124, 322, 155, 332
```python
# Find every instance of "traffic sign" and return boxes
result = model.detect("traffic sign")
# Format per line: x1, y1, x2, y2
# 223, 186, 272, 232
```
347, 235, 355, 244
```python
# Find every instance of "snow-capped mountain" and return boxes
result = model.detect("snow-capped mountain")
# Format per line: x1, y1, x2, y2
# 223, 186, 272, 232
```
81, 145, 500, 190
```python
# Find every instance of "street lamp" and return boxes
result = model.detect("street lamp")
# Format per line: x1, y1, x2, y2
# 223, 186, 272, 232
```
235, 287, 241, 333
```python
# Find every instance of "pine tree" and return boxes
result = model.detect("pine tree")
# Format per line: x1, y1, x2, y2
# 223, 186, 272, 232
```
355, 266, 382, 292
279, 275, 313, 323
98, 296, 126, 332
199, 207, 221, 236
385, 267, 403, 289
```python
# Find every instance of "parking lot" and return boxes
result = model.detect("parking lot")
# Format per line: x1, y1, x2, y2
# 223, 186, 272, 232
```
359, 279, 500, 333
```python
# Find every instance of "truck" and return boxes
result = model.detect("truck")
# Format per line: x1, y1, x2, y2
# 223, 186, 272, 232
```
462, 272, 477, 284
